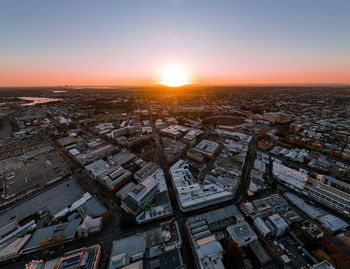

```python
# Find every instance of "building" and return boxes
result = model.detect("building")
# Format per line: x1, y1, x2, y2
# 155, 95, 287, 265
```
170, 160, 233, 212
182, 129, 203, 145
115, 182, 136, 201
187, 204, 244, 232
262, 112, 292, 124
134, 162, 160, 182
317, 174, 350, 195
97, 165, 132, 192
253, 217, 272, 238
267, 214, 288, 237
25, 244, 101, 269
53, 192, 106, 220
225, 221, 258, 247
160, 125, 188, 140
213, 129, 252, 143
108, 221, 182, 269
0, 145, 70, 201
317, 214, 348, 233
112, 126, 137, 138
193, 139, 219, 158
129, 178, 159, 208
301, 221, 324, 239
0, 221, 18, 240
22, 219, 81, 254
59, 244, 101, 269
311, 261, 335, 269
0, 179, 85, 228
121, 177, 159, 215
304, 178, 350, 217
77, 215, 102, 238
284, 192, 325, 220
187, 148, 205, 162
85, 159, 109, 178
109, 151, 136, 166
273, 162, 308, 191
186, 218, 225, 269
0, 234, 31, 264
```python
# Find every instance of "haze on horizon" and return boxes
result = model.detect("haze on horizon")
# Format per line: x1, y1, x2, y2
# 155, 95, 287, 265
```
1, 0, 350, 87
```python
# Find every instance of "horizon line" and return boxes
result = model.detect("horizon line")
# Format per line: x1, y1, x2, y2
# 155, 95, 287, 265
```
1, 82, 350, 88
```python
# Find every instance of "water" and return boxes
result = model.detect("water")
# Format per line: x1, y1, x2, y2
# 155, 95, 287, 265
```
19, 97, 61, 106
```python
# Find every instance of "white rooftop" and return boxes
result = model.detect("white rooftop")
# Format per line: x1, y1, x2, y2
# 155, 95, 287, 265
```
170, 160, 233, 211
273, 162, 308, 190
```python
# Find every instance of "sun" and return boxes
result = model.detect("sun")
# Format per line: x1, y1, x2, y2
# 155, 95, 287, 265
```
160, 65, 189, 87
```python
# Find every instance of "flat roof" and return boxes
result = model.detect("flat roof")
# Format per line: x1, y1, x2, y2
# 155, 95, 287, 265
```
226, 221, 257, 243
273, 162, 308, 190
0, 178, 85, 227
188, 204, 243, 227
23, 219, 81, 254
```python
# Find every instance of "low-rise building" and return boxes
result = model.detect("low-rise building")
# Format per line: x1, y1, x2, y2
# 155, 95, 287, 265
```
85, 159, 109, 178
193, 139, 219, 158
22, 219, 81, 254
187, 204, 244, 231
170, 160, 233, 212
97, 165, 132, 192
25, 244, 101, 269
253, 217, 272, 238
273, 162, 308, 191
108, 221, 182, 269
186, 218, 225, 269
121, 177, 159, 216
225, 221, 258, 247
0, 234, 31, 264
267, 214, 289, 237
77, 215, 102, 238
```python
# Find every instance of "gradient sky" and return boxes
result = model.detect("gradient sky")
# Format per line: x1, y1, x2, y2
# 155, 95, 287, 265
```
1, 0, 350, 86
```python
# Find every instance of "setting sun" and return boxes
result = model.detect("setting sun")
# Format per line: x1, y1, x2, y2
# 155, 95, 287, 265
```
160, 65, 190, 87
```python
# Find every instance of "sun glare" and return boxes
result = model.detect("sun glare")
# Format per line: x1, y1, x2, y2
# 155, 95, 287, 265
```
160, 65, 189, 87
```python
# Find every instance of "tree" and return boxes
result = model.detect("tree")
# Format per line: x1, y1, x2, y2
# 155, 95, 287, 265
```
52, 235, 66, 251
223, 240, 244, 269
313, 249, 335, 267
39, 238, 49, 254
